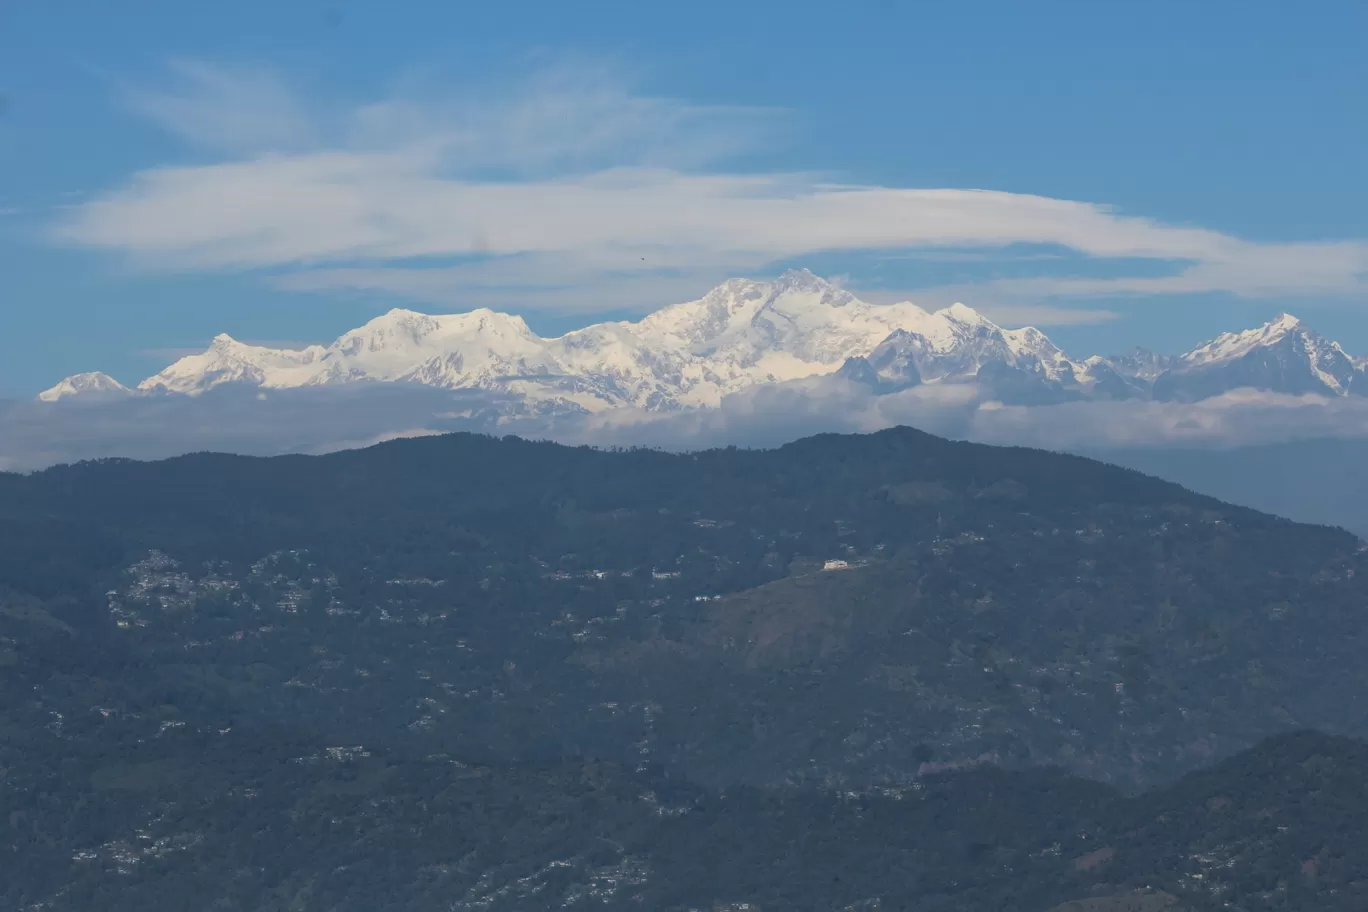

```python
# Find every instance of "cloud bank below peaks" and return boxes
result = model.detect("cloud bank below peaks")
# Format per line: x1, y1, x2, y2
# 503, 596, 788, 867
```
51, 61, 1368, 318
8, 378, 1368, 474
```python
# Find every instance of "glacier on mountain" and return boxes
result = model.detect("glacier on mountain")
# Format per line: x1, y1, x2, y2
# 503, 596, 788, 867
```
1153, 313, 1366, 402
38, 270, 1368, 411
37, 371, 132, 402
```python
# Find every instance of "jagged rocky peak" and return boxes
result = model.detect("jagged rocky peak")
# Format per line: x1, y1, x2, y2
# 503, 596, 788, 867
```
940, 301, 990, 322
34, 274, 1368, 410
863, 334, 924, 391
1180, 312, 1308, 367
707, 270, 861, 328
771, 267, 839, 295
1154, 311, 1365, 401
1104, 347, 1173, 382
201, 332, 312, 358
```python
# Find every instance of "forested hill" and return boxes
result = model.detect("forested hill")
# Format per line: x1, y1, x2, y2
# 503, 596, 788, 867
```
2, 426, 1366, 789
6, 427, 1368, 908
0, 426, 1349, 599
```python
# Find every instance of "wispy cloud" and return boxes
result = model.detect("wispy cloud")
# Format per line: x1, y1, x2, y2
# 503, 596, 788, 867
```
121, 59, 775, 174
918, 242, 1368, 305
124, 60, 319, 155
343, 61, 779, 176
272, 255, 749, 314
52, 60, 1368, 317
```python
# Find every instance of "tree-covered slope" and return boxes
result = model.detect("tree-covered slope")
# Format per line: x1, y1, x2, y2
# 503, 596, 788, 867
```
5, 427, 1368, 908
2, 427, 1365, 789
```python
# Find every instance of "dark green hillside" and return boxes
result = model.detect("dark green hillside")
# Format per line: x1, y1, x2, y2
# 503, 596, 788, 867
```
2, 428, 1363, 788
5, 428, 1368, 908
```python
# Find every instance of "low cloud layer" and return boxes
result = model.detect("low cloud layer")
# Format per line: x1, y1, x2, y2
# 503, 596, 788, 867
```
48, 61, 1368, 319
552, 382, 1368, 453
0, 386, 499, 471
7, 380, 1368, 474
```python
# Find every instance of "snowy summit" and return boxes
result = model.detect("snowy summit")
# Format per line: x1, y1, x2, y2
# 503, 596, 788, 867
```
38, 270, 1368, 411
37, 371, 132, 402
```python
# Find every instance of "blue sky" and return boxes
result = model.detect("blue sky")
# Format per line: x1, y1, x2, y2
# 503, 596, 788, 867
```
2, 0, 1365, 396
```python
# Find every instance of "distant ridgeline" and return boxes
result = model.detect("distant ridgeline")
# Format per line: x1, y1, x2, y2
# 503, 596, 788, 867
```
4, 427, 1368, 909
39, 270, 1368, 412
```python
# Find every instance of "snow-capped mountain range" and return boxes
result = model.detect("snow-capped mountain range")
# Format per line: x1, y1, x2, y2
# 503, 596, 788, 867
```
39, 269, 1368, 411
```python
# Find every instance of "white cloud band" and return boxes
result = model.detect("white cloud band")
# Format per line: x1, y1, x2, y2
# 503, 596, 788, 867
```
50, 61, 1368, 316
